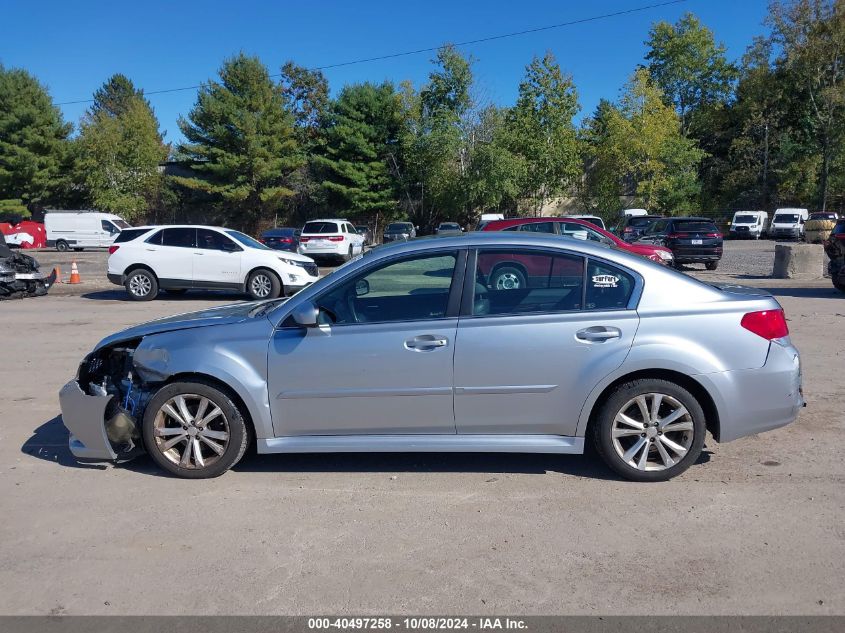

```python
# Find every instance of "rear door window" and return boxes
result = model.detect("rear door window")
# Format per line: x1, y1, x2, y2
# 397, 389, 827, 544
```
472, 249, 585, 316
518, 222, 556, 233
156, 228, 196, 248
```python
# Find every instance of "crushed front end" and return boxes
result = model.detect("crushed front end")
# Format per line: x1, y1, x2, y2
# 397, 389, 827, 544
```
0, 236, 56, 300
60, 340, 148, 462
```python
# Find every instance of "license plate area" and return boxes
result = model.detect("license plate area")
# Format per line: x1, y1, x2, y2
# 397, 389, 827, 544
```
691, 239, 703, 245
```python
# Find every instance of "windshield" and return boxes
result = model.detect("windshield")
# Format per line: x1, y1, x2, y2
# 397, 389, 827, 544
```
386, 223, 412, 232
439, 223, 460, 230
734, 215, 756, 224
774, 214, 799, 224
303, 221, 339, 234
226, 230, 270, 250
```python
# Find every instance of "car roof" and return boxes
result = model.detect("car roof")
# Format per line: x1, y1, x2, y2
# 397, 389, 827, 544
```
262, 227, 297, 233
119, 225, 241, 232
666, 217, 715, 222
304, 218, 349, 223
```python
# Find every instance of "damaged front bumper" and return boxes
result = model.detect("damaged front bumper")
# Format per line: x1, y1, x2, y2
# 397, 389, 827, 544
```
60, 380, 118, 460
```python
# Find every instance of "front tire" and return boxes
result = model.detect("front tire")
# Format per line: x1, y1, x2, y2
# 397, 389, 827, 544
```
142, 380, 249, 479
247, 269, 281, 300
593, 378, 706, 482
124, 268, 158, 301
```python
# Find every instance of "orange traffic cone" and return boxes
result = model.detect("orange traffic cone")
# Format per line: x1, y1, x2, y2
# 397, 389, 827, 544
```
68, 261, 81, 284
53, 266, 62, 283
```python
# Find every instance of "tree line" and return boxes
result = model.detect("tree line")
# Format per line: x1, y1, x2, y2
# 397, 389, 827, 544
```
1, 0, 843, 234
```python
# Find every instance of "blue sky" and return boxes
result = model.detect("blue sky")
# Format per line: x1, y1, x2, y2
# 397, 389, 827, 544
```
4, 0, 770, 143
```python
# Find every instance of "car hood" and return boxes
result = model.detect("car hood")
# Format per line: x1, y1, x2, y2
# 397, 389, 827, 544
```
93, 299, 285, 351
268, 250, 312, 263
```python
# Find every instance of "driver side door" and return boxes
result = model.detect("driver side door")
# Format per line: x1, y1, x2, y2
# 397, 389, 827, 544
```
268, 250, 465, 436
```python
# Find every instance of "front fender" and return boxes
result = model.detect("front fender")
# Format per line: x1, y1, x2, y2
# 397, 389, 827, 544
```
132, 319, 275, 439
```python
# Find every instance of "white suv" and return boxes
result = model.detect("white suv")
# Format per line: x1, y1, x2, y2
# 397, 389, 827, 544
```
107, 225, 320, 301
298, 219, 365, 262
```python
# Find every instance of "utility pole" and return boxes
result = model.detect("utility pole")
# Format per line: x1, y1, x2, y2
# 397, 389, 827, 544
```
762, 122, 769, 208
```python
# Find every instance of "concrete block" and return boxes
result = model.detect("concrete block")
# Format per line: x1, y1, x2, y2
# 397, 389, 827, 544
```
772, 243, 825, 279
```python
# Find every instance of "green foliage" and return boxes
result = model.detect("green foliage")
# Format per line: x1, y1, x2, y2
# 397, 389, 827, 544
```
505, 52, 581, 213
0, 65, 72, 211
313, 81, 402, 219
645, 12, 737, 135
75, 75, 168, 222
280, 61, 329, 144
175, 53, 303, 232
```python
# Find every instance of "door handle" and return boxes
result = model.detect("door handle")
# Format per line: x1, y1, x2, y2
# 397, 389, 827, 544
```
194, 252, 204, 255
404, 334, 449, 352
575, 326, 621, 343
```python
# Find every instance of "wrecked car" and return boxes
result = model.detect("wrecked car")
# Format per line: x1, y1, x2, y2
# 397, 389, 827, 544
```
823, 218, 845, 294
0, 233, 56, 300
60, 233, 803, 481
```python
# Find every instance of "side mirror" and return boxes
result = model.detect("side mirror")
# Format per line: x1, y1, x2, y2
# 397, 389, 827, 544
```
354, 279, 370, 297
221, 241, 240, 252
290, 301, 319, 327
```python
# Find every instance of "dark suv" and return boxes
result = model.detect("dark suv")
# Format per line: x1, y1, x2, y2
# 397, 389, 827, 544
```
823, 218, 845, 293
618, 215, 664, 242
635, 217, 723, 270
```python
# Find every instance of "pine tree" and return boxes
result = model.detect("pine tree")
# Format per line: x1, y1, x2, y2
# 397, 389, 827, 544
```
175, 53, 303, 232
314, 82, 401, 219
0, 65, 72, 211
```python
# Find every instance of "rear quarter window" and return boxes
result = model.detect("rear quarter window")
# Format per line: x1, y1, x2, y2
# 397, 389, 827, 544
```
586, 260, 635, 311
114, 228, 151, 243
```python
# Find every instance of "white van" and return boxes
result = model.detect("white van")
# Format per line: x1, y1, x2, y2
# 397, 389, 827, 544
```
770, 208, 809, 241
622, 208, 649, 217
45, 211, 131, 252
729, 211, 769, 239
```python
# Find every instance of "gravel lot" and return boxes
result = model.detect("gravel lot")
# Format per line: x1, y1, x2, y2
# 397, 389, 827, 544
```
1, 240, 843, 615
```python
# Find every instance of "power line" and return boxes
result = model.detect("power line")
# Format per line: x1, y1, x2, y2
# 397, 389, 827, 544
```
55, 0, 689, 106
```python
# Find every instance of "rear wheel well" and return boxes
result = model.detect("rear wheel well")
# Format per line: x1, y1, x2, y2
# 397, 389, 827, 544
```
158, 372, 257, 450
489, 261, 528, 281
123, 264, 158, 280
586, 369, 721, 442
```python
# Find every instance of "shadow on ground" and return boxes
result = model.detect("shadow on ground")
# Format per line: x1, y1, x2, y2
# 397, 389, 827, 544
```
24, 415, 716, 481
80, 289, 249, 302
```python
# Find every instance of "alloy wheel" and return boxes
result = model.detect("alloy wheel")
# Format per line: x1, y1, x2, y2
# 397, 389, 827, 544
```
152, 394, 230, 469
129, 274, 152, 297
495, 272, 522, 290
611, 393, 694, 471
250, 273, 272, 298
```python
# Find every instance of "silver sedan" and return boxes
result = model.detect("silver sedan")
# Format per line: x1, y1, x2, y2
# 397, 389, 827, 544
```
59, 232, 803, 481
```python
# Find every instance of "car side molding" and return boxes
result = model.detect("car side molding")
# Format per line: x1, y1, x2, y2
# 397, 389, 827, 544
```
257, 434, 585, 454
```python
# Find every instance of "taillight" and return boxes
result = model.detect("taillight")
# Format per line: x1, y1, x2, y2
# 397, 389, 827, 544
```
706, 232, 721, 238
327, 236, 344, 242
624, 227, 633, 233
666, 233, 681, 239
299, 237, 309, 243
108, 245, 120, 255
281, 237, 292, 243
741, 309, 789, 340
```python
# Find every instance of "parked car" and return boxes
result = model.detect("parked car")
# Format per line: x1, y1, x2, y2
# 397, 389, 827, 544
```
770, 208, 809, 240
60, 232, 803, 482
435, 222, 463, 237
45, 210, 131, 252
635, 217, 723, 270
481, 217, 675, 269
618, 214, 664, 242
259, 227, 300, 252
298, 219, 365, 262
566, 214, 606, 230
107, 225, 319, 301
476, 213, 505, 230
729, 211, 769, 239
382, 221, 417, 243
0, 233, 56, 300
823, 218, 845, 294
355, 225, 373, 245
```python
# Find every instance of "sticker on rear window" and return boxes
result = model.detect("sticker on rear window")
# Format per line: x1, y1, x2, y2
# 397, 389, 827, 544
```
592, 274, 619, 288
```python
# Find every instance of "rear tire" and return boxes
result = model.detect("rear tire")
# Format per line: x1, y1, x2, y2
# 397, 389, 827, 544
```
247, 269, 281, 300
705, 261, 719, 271
142, 380, 249, 479
124, 268, 158, 301
490, 266, 526, 290
56, 240, 69, 253
592, 378, 706, 482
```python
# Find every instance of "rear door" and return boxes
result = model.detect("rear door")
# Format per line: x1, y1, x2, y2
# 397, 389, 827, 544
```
146, 228, 195, 284
453, 248, 640, 436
